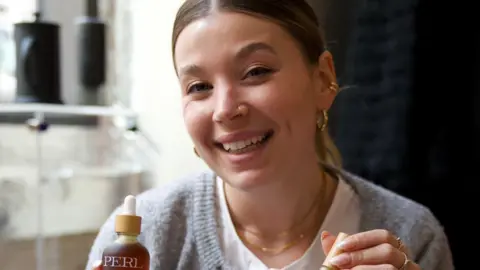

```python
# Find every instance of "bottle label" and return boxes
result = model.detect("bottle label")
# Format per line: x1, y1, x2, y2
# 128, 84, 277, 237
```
103, 256, 144, 268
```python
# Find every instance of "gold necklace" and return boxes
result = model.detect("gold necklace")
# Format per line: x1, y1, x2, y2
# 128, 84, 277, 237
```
237, 231, 307, 255
233, 185, 323, 238
228, 170, 329, 255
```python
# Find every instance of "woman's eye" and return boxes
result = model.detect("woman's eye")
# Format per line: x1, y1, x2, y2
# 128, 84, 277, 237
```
244, 67, 272, 79
187, 83, 212, 94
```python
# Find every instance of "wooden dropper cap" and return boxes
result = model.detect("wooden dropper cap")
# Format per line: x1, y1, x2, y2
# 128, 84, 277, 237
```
115, 195, 141, 235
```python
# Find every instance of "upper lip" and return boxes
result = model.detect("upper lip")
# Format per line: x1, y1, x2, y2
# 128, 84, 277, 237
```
215, 130, 270, 144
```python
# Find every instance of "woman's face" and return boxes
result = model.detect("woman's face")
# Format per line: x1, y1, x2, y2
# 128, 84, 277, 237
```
174, 12, 335, 190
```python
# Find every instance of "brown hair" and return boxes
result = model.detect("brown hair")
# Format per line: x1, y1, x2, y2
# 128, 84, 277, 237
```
171, 0, 342, 167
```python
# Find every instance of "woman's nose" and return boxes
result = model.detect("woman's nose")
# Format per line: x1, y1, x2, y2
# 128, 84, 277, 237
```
212, 86, 244, 123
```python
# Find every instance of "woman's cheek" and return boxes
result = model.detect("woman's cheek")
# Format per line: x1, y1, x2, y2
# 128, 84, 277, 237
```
183, 103, 211, 143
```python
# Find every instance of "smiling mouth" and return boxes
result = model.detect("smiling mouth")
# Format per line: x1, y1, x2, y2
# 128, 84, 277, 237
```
216, 130, 274, 154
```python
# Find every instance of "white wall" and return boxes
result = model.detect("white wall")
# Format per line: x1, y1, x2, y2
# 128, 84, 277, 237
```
129, 0, 208, 185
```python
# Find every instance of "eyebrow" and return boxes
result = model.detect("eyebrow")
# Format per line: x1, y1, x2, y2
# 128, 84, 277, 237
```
178, 64, 203, 78
178, 42, 276, 77
235, 42, 277, 60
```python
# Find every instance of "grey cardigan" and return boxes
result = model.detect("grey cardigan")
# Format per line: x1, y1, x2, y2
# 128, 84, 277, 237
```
85, 169, 454, 269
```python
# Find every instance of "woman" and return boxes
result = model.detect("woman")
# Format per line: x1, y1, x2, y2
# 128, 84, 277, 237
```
87, 0, 453, 269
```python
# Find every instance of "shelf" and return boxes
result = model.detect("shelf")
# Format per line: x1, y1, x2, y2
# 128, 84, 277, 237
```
0, 103, 137, 126
0, 103, 137, 117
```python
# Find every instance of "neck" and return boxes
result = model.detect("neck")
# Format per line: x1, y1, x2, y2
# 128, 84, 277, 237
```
224, 160, 334, 239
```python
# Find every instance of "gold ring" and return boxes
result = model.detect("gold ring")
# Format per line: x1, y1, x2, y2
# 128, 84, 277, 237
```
320, 265, 335, 270
396, 236, 404, 250
399, 251, 410, 270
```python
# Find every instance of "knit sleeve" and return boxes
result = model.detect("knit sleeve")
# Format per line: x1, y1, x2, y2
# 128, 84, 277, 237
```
415, 213, 454, 270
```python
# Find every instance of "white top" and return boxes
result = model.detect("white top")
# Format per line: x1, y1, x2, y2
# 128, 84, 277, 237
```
216, 176, 362, 270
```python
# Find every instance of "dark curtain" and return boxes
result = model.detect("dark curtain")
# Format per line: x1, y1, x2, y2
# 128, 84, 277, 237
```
308, 0, 478, 268
408, 2, 477, 269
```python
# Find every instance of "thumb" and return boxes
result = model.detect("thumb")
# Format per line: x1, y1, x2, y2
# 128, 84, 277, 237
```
321, 231, 337, 255
92, 260, 102, 270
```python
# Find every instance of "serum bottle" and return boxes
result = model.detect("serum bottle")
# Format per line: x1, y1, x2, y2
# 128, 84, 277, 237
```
102, 195, 149, 269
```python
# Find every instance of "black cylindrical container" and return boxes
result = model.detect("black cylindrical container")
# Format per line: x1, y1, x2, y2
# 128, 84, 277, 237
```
75, 0, 107, 105
77, 18, 106, 90
14, 15, 62, 103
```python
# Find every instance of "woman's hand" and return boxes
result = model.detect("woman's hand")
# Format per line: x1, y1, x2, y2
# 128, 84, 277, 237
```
321, 230, 421, 269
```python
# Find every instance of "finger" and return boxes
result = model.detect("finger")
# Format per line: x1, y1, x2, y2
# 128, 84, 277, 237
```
408, 261, 422, 270
93, 260, 102, 270
396, 260, 422, 270
338, 229, 399, 252
330, 243, 406, 269
321, 231, 337, 255
351, 265, 397, 270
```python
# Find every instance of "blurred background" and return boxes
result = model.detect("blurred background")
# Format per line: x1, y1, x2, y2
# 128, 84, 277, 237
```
0, 0, 477, 269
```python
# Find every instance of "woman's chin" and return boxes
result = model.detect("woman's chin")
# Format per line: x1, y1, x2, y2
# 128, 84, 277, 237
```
220, 169, 275, 191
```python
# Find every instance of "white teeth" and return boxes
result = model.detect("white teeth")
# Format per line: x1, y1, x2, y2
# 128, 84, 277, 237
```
222, 135, 266, 151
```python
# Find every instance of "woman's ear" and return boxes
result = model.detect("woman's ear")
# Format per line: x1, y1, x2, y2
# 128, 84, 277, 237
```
314, 51, 338, 111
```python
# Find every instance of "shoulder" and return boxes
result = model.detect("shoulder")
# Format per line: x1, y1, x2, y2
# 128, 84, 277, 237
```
111, 170, 213, 230
136, 170, 211, 216
126, 169, 215, 239
340, 169, 433, 221
338, 169, 453, 268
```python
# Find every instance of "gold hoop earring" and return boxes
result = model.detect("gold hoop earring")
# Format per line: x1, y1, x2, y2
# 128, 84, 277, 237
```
329, 82, 339, 93
194, 147, 199, 157
317, 110, 328, 131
